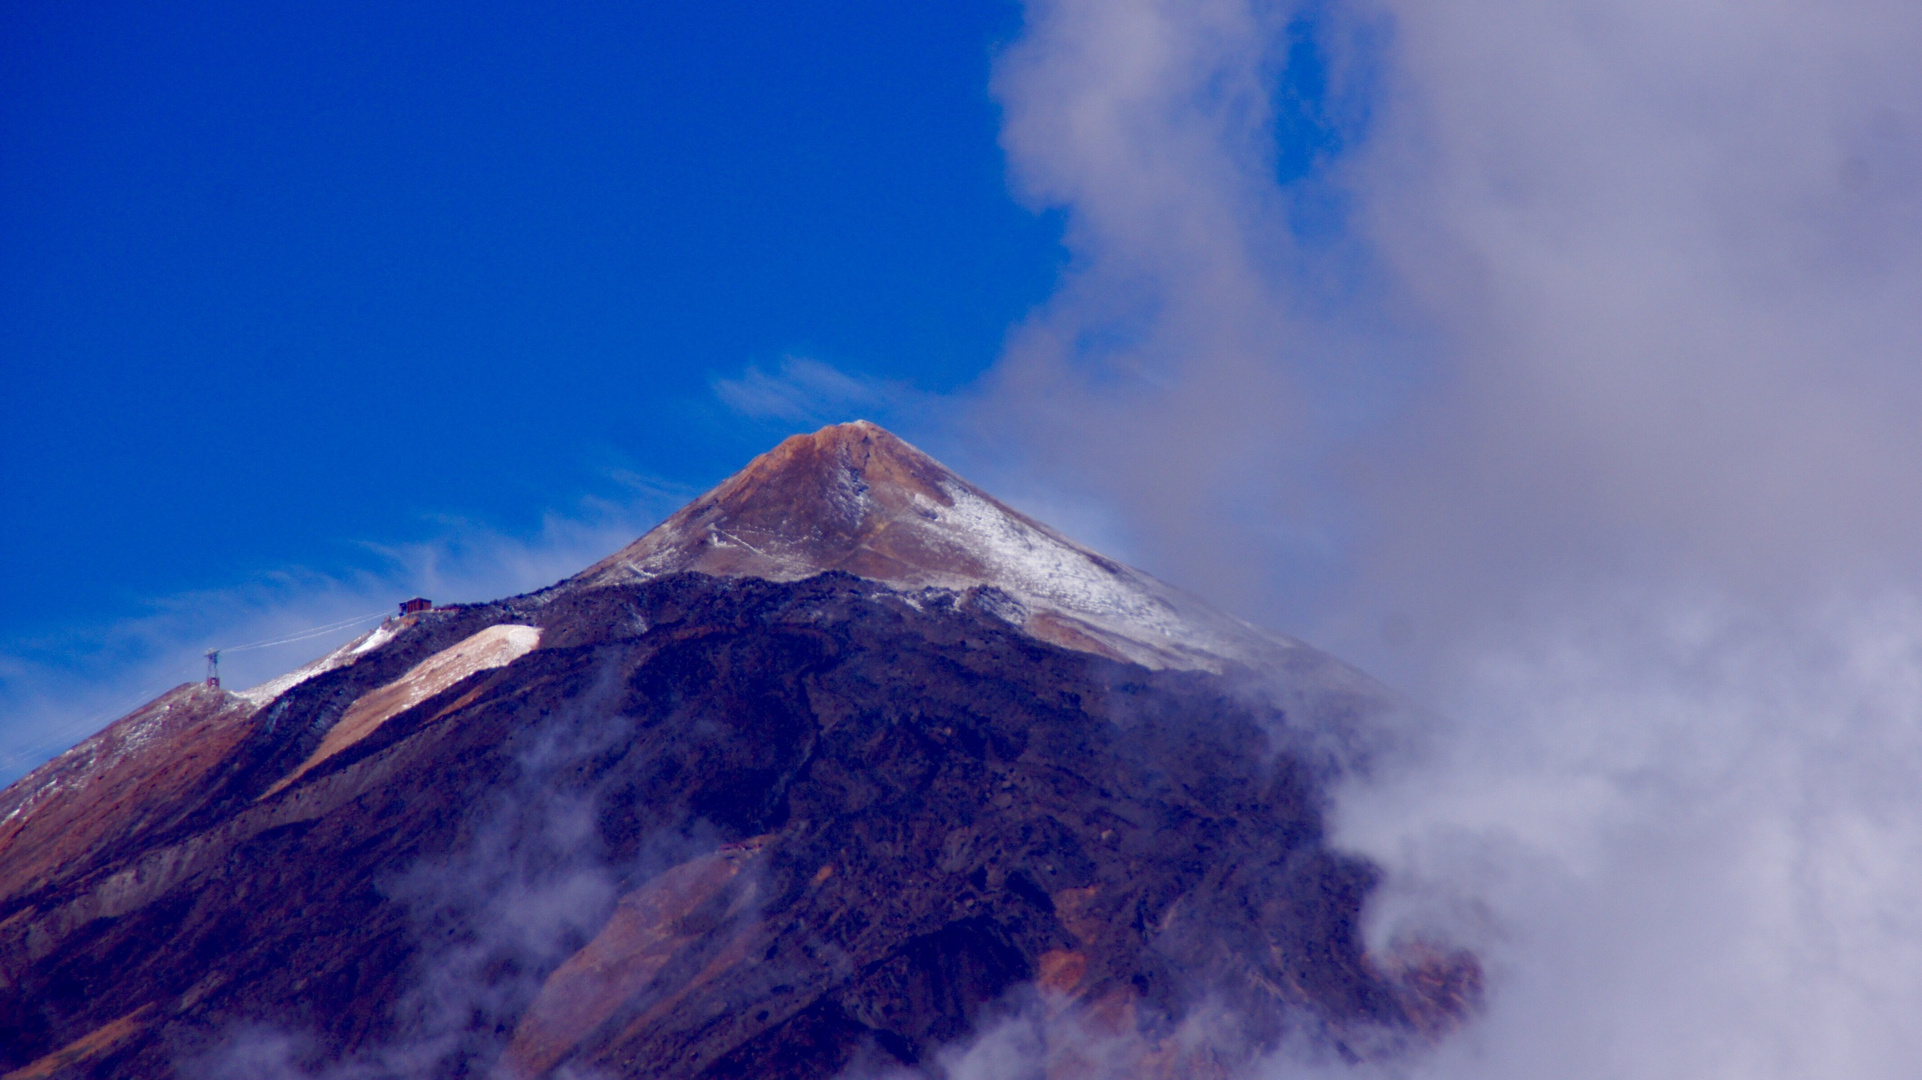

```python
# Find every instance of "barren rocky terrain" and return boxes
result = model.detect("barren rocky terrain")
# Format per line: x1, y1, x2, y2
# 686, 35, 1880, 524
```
0, 424, 1475, 1078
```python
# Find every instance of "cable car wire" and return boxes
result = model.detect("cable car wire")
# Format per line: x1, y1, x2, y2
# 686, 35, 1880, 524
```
215, 609, 393, 654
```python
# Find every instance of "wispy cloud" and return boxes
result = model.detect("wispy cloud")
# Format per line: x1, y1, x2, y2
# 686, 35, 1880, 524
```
972, 0, 1396, 618
712, 356, 926, 427
0, 480, 688, 784
193, 659, 679, 1079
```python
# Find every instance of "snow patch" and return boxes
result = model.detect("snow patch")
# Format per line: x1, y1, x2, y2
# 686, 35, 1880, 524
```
350, 621, 399, 656
565, 423, 1310, 673
916, 482, 1294, 672
262, 624, 541, 799
237, 622, 401, 707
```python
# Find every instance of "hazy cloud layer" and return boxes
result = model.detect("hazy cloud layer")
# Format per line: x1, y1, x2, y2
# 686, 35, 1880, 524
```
0, 485, 687, 784
195, 660, 674, 1079
981, 0, 1922, 1075
713, 356, 928, 427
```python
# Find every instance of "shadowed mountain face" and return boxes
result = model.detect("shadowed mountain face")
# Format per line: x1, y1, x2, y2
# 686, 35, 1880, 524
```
0, 425, 1475, 1079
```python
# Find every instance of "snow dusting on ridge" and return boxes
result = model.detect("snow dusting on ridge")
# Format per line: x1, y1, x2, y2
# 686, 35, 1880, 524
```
237, 620, 401, 706
262, 623, 541, 798
569, 422, 1306, 673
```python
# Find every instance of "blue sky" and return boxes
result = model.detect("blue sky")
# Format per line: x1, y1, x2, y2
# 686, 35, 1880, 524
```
1, 1, 1064, 648
0, 0, 1367, 748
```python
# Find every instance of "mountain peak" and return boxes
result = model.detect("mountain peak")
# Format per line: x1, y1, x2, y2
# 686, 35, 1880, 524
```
578, 420, 1016, 589
571, 421, 1306, 672
705, 419, 946, 508
0, 424, 1442, 1079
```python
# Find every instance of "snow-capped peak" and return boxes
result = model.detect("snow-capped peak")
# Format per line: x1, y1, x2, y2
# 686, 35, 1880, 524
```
567, 421, 1302, 672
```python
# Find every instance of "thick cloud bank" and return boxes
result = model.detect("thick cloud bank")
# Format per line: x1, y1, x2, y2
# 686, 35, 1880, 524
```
1335, 594, 1922, 1078
983, 0, 1922, 1075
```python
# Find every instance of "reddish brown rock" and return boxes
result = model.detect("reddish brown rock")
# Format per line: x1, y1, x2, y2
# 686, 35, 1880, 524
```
0, 423, 1473, 1079
0, 685, 255, 908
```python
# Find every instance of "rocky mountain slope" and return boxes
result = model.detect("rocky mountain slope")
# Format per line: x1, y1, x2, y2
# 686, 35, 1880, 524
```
572, 422, 1322, 675
0, 423, 1474, 1079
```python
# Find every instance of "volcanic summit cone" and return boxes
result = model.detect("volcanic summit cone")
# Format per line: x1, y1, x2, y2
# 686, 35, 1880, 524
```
574, 421, 1319, 673
0, 422, 1474, 1080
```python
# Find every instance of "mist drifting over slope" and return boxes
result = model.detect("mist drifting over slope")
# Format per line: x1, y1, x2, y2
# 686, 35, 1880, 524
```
975, 0, 1922, 1075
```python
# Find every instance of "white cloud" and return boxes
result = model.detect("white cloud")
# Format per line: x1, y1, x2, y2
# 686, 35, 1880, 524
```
1326, 593, 1922, 1078
713, 356, 923, 426
1342, 0, 1922, 639
979, 0, 1922, 1074
0, 482, 686, 784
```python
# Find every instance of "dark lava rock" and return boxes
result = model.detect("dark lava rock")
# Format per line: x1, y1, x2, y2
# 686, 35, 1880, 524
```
0, 573, 1473, 1079
0, 424, 1477, 1078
